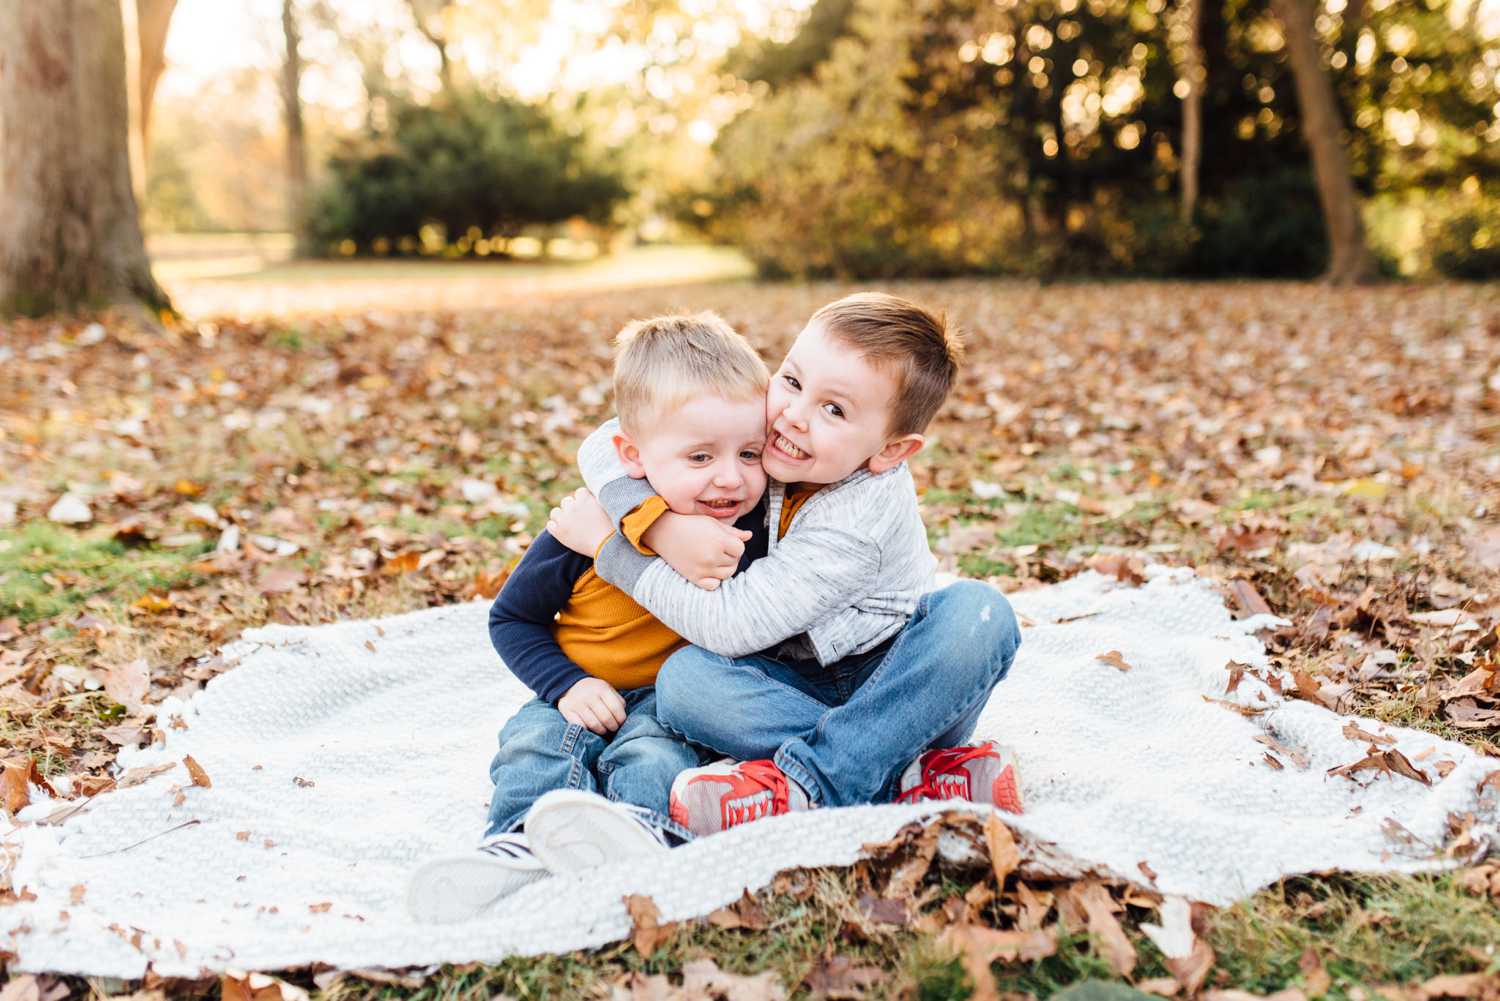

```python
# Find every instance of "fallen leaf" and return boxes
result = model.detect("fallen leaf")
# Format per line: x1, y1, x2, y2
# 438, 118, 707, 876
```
940, 925, 1056, 1001
1073, 882, 1137, 977
309, 901, 332, 913
1088, 553, 1147, 585
803, 955, 882, 999
183, 755, 212, 788
221, 971, 309, 1001
681, 957, 788, 1001
1329, 749, 1430, 786
1299, 946, 1331, 996
1229, 579, 1272, 617
101, 658, 150, 713
1097, 650, 1134, 672
69, 884, 86, 904
1343, 721, 1395, 746
2, 756, 34, 814
857, 893, 910, 925
985, 813, 1020, 886
625, 894, 675, 957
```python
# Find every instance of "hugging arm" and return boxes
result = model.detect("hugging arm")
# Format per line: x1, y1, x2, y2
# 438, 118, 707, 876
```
593, 520, 879, 657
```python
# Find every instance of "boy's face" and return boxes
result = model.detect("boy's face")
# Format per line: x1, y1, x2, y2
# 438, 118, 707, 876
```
616, 395, 769, 522
763, 321, 922, 485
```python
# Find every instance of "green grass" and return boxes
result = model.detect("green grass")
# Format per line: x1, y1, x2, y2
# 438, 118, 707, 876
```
0, 521, 213, 622
996, 502, 1085, 549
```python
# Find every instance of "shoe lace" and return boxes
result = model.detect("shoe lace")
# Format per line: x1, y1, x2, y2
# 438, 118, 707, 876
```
723, 759, 790, 826
895, 745, 994, 804
619, 802, 673, 847
478, 832, 535, 861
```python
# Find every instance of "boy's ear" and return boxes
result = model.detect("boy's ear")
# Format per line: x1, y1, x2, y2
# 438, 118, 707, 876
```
867, 433, 924, 475
612, 432, 648, 479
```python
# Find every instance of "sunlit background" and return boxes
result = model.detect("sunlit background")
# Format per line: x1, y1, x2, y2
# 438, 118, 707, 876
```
139, 0, 1500, 282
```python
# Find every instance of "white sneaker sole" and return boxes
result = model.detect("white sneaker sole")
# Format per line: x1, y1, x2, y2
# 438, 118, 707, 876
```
524, 789, 670, 873
405, 853, 546, 924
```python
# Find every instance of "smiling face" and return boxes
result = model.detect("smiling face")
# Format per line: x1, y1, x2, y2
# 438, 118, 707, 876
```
620, 395, 770, 522
762, 321, 922, 485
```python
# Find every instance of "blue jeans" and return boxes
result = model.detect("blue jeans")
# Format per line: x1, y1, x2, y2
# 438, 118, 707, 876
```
484, 686, 699, 842
652, 580, 1022, 807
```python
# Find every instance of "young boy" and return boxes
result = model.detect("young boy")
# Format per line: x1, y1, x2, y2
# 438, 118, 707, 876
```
405, 312, 771, 923
547, 292, 1024, 837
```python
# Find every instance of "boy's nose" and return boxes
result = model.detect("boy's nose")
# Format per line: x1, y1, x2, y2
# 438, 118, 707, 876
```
712, 461, 743, 488
781, 400, 810, 431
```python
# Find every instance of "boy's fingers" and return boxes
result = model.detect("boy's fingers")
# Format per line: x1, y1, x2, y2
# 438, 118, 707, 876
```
601, 692, 627, 728
736, 529, 753, 541
578, 706, 607, 735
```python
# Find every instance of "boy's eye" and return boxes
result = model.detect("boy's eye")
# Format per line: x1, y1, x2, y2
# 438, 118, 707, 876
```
782, 374, 801, 390
739, 449, 762, 462
823, 402, 845, 419
688, 452, 711, 463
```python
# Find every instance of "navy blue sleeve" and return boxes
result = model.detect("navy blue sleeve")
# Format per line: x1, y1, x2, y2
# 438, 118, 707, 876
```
488, 530, 596, 704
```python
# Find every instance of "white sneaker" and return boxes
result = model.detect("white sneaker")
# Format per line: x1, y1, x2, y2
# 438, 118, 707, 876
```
523, 789, 671, 873
405, 832, 547, 924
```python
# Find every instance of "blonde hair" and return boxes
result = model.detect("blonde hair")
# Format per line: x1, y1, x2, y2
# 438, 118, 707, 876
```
613, 312, 770, 435
810, 292, 963, 436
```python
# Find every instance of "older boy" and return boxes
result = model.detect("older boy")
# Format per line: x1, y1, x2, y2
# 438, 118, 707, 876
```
548, 292, 1023, 837
406, 312, 770, 922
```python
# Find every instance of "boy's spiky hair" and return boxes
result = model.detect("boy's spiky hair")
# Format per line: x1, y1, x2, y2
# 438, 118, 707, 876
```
613, 312, 769, 435
810, 292, 963, 436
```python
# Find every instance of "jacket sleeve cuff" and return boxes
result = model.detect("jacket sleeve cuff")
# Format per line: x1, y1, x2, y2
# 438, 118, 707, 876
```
620, 496, 668, 555
597, 474, 659, 530
594, 532, 654, 593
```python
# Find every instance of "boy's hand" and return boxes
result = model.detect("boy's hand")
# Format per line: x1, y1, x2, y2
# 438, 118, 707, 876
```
558, 677, 627, 735
642, 511, 753, 590
547, 487, 614, 556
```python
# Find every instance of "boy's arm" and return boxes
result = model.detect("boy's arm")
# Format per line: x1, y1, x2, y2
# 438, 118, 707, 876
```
488, 531, 593, 704
592, 518, 880, 657
577, 418, 664, 548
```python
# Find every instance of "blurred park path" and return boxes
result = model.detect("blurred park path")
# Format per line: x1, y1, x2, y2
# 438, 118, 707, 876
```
149, 236, 755, 319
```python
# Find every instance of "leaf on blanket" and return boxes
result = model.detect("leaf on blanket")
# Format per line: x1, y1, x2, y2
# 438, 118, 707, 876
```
1342, 722, 1395, 746
1254, 735, 1309, 769
1071, 882, 1137, 977
2, 756, 35, 814
1097, 650, 1134, 672
1225, 661, 1248, 693
1329, 749, 1430, 786
803, 955, 883, 999
221, 971, 310, 1001
940, 925, 1057, 1001
625, 894, 676, 957
1201, 695, 1266, 717
985, 814, 1020, 886
1088, 553, 1147, 585
183, 755, 212, 788
117, 761, 177, 789
1228, 579, 1273, 618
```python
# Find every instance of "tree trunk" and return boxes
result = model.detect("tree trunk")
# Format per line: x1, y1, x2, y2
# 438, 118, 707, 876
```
281, 0, 309, 249
0, 0, 172, 318
1270, 0, 1377, 284
135, 0, 177, 186
1177, 0, 1204, 225
122, 0, 176, 205
407, 0, 453, 91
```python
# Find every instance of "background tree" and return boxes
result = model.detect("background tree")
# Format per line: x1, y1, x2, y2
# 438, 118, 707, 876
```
0, 0, 172, 318
282, 0, 310, 250
1270, 0, 1376, 284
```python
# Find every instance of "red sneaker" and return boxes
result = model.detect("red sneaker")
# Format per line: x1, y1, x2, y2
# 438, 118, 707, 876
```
896, 741, 1023, 813
669, 758, 811, 835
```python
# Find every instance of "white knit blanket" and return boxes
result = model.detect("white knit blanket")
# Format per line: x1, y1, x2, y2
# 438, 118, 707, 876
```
3, 567, 1496, 977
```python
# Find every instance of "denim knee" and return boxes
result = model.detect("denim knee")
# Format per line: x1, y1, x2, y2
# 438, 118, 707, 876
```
935, 580, 1022, 682
653, 647, 722, 736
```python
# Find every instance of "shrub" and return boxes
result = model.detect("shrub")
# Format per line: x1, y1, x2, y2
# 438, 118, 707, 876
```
1425, 198, 1500, 280
305, 92, 627, 256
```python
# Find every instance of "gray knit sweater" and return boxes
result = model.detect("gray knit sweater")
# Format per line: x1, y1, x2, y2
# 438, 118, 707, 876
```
578, 419, 937, 665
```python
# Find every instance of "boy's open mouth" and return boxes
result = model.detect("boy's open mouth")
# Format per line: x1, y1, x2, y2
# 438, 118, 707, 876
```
771, 432, 809, 461
699, 498, 743, 518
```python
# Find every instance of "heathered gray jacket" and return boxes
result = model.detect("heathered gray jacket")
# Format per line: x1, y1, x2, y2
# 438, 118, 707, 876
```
578, 419, 937, 665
